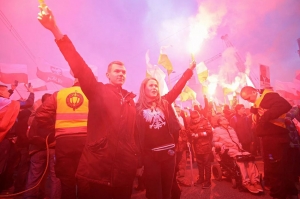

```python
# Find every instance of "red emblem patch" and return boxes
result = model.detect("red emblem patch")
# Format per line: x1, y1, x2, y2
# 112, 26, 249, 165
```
66, 91, 84, 111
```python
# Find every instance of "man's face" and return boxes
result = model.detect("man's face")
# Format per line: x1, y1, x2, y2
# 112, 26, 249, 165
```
241, 90, 257, 103
0, 87, 10, 98
219, 116, 229, 125
237, 106, 246, 115
106, 64, 126, 86
145, 79, 159, 99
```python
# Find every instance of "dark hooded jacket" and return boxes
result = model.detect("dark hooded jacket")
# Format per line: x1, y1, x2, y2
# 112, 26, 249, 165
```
56, 35, 139, 187
254, 91, 291, 143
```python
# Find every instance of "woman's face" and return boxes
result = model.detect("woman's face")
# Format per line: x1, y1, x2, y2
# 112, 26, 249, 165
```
145, 79, 159, 99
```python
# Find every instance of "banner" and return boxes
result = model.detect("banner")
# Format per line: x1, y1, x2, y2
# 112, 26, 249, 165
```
196, 62, 208, 84
275, 80, 300, 100
28, 79, 47, 92
0, 63, 28, 84
180, 85, 196, 102
146, 50, 169, 96
259, 64, 271, 88
36, 65, 73, 88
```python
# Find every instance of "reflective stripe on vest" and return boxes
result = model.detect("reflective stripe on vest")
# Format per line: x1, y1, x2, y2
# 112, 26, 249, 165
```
55, 86, 88, 137
254, 89, 286, 128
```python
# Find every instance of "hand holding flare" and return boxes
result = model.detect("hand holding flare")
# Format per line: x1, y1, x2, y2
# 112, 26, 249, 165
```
38, 0, 48, 14
191, 53, 195, 62
37, 3, 64, 40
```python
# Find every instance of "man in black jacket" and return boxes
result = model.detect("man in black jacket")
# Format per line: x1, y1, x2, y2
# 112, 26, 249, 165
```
37, 6, 141, 199
240, 86, 298, 199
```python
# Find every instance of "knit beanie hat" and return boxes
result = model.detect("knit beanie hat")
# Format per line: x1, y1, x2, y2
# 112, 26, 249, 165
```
190, 110, 200, 119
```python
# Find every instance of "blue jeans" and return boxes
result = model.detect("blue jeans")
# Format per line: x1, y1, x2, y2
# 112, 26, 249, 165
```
23, 149, 61, 199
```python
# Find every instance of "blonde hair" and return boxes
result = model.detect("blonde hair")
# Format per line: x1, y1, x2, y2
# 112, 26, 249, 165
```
136, 77, 162, 114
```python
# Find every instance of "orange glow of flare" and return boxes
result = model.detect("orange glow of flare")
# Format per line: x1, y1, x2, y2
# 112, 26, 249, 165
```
188, 23, 209, 56
222, 76, 241, 93
38, 0, 46, 7
207, 82, 217, 96
38, 0, 48, 14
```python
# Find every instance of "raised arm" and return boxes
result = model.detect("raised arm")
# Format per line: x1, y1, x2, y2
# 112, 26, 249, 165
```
37, 6, 63, 40
37, 6, 98, 99
19, 85, 34, 109
163, 61, 196, 103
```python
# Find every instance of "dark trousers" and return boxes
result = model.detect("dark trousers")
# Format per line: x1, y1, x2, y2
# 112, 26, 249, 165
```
0, 139, 12, 191
144, 154, 176, 199
262, 138, 298, 199
196, 153, 211, 183
14, 147, 30, 193
55, 136, 87, 199
89, 182, 132, 199
171, 153, 181, 199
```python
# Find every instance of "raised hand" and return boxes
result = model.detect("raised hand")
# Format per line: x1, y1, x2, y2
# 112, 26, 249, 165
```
37, 6, 56, 31
189, 60, 196, 70
37, 6, 63, 40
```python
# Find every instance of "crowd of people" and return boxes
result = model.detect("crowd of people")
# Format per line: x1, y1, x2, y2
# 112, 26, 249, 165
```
0, 5, 299, 199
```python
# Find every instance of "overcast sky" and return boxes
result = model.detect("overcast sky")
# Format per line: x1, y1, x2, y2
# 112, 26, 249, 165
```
0, 0, 299, 102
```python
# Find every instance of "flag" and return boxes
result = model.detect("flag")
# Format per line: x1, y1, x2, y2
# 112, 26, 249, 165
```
28, 79, 47, 92
245, 74, 255, 87
259, 64, 271, 88
158, 54, 173, 75
36, 64, 73, 88
0, 63, 28, 84
223, 87, 233, 95
158, 46, 173, 75
146, 50, 168, 95
196, 62, 208, 84
180, 85, 196, 102
275, 80, 300, 100
202, 85, 208, 95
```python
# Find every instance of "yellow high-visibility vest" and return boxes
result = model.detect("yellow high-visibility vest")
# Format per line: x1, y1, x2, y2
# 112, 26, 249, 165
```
254, 89, 286, 128
55, 86, 88, 137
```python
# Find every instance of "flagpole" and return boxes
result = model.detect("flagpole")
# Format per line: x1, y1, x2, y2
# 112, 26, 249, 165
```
168, 73, 171, 89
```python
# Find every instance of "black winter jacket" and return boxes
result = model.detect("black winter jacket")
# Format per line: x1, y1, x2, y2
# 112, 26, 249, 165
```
136, 69, 193, 159
255, 92, 291, 143
56, 36, 139, 187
